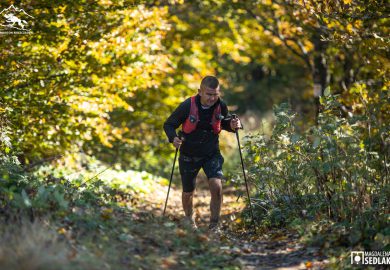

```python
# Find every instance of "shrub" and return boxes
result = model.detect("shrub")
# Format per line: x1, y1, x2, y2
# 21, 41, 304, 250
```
245, 93, 389, 249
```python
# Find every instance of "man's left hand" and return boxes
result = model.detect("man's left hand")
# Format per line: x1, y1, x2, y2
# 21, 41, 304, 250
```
230, 118, 242, 130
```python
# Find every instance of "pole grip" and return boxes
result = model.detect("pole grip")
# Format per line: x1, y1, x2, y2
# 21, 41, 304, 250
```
231, 114, 238, 131
177, 130, 185, 141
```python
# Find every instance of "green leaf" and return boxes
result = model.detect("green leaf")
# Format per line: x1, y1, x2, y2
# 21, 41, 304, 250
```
291, 134, 300, 144
21, 189, 32, 208
313, 137, 321, 148
324, 86, 331, 96
54, 190, 69, 209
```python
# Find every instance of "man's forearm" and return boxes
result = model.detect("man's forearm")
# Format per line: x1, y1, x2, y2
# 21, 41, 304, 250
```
163, 122, 178, 143
221, 117, 235, 132
163, 99, 190, 142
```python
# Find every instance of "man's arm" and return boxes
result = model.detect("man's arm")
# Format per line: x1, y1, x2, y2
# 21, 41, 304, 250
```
220, 102, 242, 132
163, 98, 190, 142
220, 102, 235, 132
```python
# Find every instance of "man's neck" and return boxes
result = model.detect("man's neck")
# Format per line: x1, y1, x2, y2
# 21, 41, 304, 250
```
198, 95, 211, 109
198, 95, 218, 109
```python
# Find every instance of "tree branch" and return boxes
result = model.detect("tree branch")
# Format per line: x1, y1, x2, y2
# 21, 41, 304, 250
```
244, 6, 313, 70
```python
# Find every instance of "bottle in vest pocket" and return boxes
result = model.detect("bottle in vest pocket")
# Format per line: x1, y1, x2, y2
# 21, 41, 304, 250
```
182, 96, 222, 135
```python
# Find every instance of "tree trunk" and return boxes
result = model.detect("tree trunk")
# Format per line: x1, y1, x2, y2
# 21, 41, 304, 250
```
311, 34, 329, 124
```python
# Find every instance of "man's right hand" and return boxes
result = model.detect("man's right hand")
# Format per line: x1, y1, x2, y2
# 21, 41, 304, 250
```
173, 136, 183, 149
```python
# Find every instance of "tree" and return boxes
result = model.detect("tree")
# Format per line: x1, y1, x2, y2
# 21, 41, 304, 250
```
0, 2, 174, 169
228, 0, 388, 120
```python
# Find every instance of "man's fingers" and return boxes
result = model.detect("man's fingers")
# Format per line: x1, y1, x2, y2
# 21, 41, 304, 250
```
231, 118, 241, 129
173, 136, 183, 148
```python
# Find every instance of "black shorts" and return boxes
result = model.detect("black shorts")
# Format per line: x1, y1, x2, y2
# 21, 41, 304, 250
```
178, 151, 224, 192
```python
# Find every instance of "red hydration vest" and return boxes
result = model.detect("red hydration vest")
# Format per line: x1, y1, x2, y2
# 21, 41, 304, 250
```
182, 96, 222, 135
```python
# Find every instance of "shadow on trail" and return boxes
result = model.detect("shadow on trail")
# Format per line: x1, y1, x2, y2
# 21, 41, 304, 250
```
147, 175, 329, 269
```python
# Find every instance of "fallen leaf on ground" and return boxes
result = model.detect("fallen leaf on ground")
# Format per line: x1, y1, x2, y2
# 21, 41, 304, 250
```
305, 261, 313, 268
176, 228, 187, 237
197, 234, 209, 242
161, 257, 177, 269
242, 247, 252, 254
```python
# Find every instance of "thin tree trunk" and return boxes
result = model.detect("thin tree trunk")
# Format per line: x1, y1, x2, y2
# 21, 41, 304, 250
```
311, 34, 328, 124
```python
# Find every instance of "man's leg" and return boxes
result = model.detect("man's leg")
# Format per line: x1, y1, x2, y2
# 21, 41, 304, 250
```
182, 190, 197, 229
208, 178, 223, 227
202, 151, 224, 229
182, 191, 194, 219
179, 155, 200, 229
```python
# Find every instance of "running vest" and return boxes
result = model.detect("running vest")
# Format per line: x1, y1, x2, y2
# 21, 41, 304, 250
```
182, 96, 222, 135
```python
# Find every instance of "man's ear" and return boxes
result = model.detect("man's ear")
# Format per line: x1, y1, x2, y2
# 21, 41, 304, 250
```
198, 88, 201, 96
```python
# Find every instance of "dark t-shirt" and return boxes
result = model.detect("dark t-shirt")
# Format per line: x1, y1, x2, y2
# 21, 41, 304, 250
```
163, 94, 234, 157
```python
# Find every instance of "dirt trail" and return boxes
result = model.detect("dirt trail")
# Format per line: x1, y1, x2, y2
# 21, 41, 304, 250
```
142, 178, 329, 270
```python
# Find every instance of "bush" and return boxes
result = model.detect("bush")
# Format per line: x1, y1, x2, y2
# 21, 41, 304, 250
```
245, 93, 389, 249
0, 152, 168, 222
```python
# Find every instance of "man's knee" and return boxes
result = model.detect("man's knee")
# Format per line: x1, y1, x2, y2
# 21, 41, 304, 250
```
209, 178, 222, 187
209, 178, 222, 197
182, 191, 194, 199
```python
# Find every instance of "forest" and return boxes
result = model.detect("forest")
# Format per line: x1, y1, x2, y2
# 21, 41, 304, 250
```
0, 0, 388, 269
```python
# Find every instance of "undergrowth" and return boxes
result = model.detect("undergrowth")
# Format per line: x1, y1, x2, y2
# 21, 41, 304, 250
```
0, 153, 239, 270
241, 92, 389, 268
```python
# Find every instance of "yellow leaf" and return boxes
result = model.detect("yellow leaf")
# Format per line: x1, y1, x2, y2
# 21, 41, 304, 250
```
354, 20, 363, 28
346, 23, 353, 33
101, 208, 113, 220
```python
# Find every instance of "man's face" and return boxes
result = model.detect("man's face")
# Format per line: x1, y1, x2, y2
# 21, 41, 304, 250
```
199, 86, 220, 107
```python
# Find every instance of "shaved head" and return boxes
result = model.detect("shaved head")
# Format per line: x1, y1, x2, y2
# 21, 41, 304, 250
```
200, 76, 219, 90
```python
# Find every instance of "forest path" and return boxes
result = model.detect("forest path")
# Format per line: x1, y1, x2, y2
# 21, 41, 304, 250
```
142, 178, 329, 269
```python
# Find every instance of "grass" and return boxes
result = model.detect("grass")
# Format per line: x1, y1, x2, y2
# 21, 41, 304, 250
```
0, 153, 241, 270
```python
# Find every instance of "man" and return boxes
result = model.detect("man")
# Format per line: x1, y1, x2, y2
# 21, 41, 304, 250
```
163, 76, 241, 231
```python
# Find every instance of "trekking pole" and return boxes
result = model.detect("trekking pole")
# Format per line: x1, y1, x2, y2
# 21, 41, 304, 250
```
163, 132, 183, 216
232, 114, 256, 229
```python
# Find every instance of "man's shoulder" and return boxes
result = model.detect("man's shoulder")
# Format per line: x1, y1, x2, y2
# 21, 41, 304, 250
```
174, 96, 192, 116
180, 96, 192, 108
218, 99, 228, 110
219, 99, 227, 106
